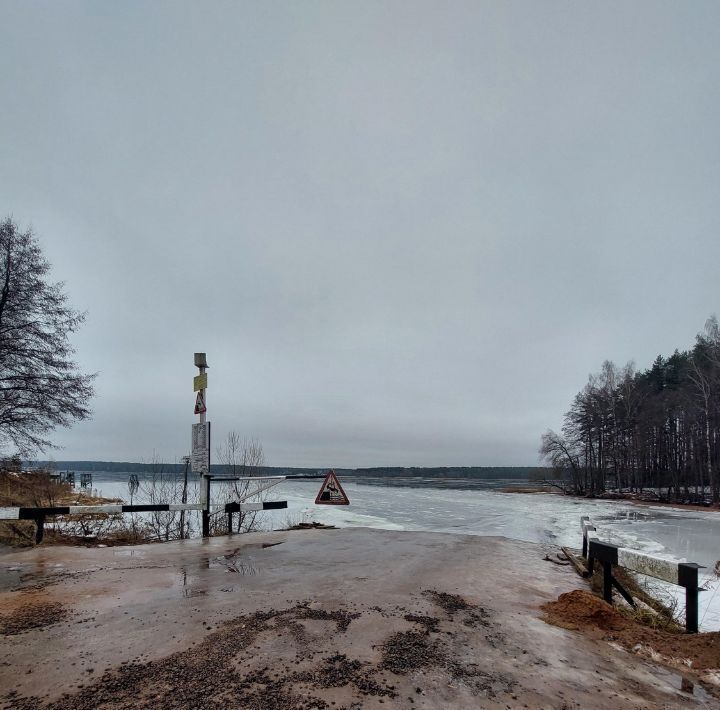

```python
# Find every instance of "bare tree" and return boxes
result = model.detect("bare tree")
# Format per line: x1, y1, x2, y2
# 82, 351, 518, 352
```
216, 432, 267, 533
138, 455, 197, 541
0, 218, 95, 455
539, 429, 583, 494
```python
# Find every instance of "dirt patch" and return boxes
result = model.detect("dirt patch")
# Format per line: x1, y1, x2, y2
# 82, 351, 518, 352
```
0, 600, 68, 635
422, 589, 491, 628
380, 629, 440, 673
293, 604, 359, 632
543, 589, 720, 686
379, 618, 515, 698
423, 589, 471, 614
1, 603, 390, 710
2, 594, 519, 709
0, 521, 36, 547
445, 659, 514, 697
403, 613, 440, 634
293, 653, 397, 698
379, 597, 514, 698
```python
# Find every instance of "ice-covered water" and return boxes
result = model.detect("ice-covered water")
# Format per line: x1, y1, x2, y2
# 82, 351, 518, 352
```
91, 473, 720, 631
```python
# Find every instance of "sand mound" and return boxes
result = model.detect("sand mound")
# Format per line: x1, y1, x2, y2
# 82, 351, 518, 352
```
543, 589, 720, 674
543, 590, 630, 632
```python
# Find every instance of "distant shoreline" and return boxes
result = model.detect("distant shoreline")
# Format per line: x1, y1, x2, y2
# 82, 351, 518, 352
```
28, 461, 548, 480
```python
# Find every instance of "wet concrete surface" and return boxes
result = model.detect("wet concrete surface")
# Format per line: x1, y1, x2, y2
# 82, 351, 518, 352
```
0, 528, 714, 708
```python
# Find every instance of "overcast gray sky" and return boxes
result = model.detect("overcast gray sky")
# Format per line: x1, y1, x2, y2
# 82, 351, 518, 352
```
1, 1, 719, 467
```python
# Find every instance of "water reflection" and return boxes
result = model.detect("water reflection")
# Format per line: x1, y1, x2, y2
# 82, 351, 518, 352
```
112, 549, 143, 557
209, 555, 258, 576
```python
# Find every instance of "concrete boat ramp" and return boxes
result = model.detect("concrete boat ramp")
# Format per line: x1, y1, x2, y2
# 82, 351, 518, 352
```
0, 528, 713, 708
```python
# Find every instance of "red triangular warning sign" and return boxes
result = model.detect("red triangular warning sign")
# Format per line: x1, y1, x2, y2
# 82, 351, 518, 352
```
315, 470, 349, 505
194, 391, 206, 414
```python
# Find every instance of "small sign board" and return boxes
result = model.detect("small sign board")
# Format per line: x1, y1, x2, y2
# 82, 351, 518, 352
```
0, 507, 20, 520
315, 470, 349, 505
193, 373, 208, 392
194, 390, 206, 414
191, 421, 210, 474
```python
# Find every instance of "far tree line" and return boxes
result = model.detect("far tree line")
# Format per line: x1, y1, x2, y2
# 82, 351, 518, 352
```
541, 317, 720, 503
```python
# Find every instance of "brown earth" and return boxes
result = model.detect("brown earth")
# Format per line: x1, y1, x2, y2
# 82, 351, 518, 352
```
0, 594, 68, 635
543, 589, 720, 691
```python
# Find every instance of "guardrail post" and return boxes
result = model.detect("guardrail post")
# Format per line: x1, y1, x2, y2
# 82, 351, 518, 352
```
586, 554, 594, 577
582, 517, 704, 630
202, 475, 211, 537
580, 516, 589, 557
580, 518, 595, 560
602, 561, 612, 603
678, 563, 700, 634
588, 540, 619, 604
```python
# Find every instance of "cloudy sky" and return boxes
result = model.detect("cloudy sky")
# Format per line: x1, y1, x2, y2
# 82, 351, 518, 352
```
1, 1, 719, 467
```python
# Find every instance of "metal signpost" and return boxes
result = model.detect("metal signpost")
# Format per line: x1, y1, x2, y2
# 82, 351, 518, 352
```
192, 352, 211, 536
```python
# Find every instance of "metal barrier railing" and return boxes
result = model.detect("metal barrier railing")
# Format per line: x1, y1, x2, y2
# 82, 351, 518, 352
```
580, 516, 703, 633
0, 500, 287, 543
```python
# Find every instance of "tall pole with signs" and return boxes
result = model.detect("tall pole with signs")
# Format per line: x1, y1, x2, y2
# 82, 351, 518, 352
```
192, 353, 211, 537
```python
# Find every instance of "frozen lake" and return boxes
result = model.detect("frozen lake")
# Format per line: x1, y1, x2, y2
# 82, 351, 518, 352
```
91, 473, 720, 631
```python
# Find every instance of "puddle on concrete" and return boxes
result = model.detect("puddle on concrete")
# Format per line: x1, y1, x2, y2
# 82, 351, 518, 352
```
176, 557, 256, 599
172, 543, 282, 598
183, 587, 208, 598
221, 541, 283, 556
178, 567, 209, 598
112, 549, 144, 558
195, 543, 278, 575
0, 566, 25, 591
208, 556, 258, 575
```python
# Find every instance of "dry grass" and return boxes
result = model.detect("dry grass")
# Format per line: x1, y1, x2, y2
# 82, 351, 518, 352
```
498, 485, 553, 494
0, 470, 71, 508
0, 469, 137, 547
0, 520, 37, 547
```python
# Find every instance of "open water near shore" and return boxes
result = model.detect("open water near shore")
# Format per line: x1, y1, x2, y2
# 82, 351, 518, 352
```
86, 472, 720, 631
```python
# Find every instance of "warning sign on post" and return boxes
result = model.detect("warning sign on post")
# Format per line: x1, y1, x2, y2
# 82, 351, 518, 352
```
194, 391, 206, 414
315, 470, 349, 505
193, 373, 208, 392
191, 422, 210, 474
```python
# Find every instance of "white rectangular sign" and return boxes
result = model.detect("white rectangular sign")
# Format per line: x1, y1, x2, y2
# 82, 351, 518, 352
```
191, 421, 210, 474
